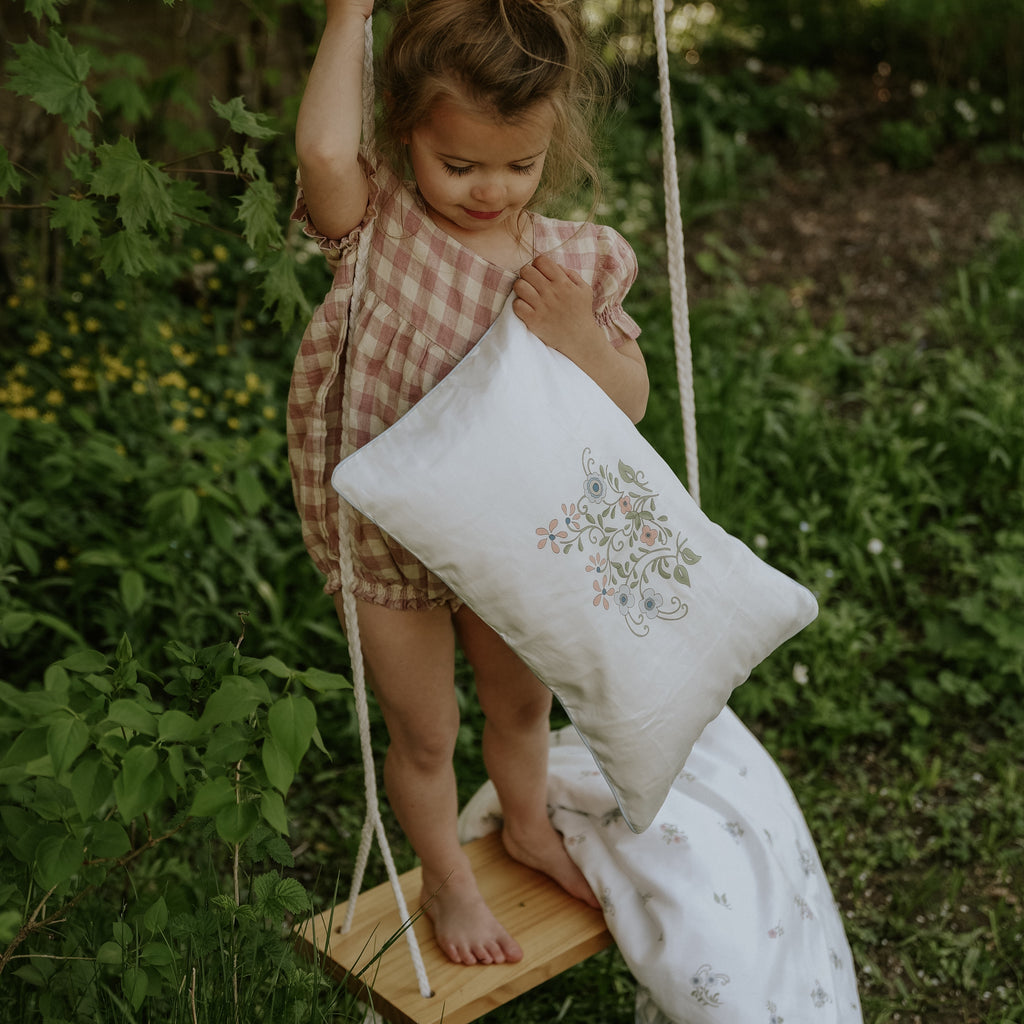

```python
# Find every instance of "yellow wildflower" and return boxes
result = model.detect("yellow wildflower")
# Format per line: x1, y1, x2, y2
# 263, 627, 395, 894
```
45, 389, 64, 406
170, 417, 188, 433
226, 417, 240, 430
84, 317, 101, 333
158, 370, 187, 390
262, 406, 277, 420
29, 332, 52, 357
242, 319, 255, 333
192, 406, 206, 418
171, 399, 189, 412
20, 275, 36, 290
158, 322, 174, 341
42, 411, 57, 424
245, 372, 261, 392
213, 244, 229, 262
55, 556, 71, 572
234, 391, 251, 407
216, 343, 229, 357
60, 346, 73, 359
115, 299, 127, 311
7, 295, 20, 309
132, 380, 147, 395
188, 386, 202, 399
79, 272, 93, 286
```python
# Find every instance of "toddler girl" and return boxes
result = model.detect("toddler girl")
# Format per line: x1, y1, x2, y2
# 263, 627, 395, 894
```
289, 0, 648, 966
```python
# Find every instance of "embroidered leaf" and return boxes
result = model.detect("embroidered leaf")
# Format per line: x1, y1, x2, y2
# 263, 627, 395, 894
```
681, 547, 702, 565
618, 460, 636, 484
674, 565, 692, 586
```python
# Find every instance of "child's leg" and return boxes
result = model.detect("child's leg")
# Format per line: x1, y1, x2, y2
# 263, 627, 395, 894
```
334, 594, 524, 966
455, 606, 598, 909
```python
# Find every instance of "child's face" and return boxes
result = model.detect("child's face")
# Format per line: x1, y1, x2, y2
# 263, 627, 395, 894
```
407, 95, 554, 240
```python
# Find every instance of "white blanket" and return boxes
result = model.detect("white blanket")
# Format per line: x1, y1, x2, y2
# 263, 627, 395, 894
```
459, 708, 864, 1024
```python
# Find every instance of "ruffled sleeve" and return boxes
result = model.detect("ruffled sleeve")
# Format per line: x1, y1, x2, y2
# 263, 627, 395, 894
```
591, 224, 642, 346
290, 155, 383, 273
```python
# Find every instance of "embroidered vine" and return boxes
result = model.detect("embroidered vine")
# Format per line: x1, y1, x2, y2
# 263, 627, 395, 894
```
535, 448, 701, 637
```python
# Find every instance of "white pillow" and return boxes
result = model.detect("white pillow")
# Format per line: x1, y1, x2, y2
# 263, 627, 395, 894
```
332, 297, 817, 832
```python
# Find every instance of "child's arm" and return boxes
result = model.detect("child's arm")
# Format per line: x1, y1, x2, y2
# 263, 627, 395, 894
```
513, 255, 650, 424
295, 0, 373, 239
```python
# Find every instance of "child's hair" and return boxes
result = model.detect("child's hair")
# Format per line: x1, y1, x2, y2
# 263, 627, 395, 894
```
377, 0, 607, 208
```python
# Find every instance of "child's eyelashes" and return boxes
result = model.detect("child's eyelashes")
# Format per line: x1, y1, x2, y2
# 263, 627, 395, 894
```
440, 162, 538, 177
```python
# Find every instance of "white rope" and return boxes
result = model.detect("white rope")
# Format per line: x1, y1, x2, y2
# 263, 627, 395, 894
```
334, 14, 433, 1002
653, 0, 701, 505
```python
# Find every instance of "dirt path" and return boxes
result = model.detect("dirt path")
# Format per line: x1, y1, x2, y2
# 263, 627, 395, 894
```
688, 156, 1024, 349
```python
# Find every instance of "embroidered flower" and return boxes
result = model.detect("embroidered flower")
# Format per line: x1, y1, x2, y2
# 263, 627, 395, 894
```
584, 474, 606, 501
536, 519, 568, 553
660, 822, 686, 844
614, 589, 636, 615
640, 588, 663, 619
619, 495, 632, 513
586, 553, 606, 573
639, 524, 660, 546
561, 502, 581, 529
810, 982, 832, 1008
593, 575, 615, 609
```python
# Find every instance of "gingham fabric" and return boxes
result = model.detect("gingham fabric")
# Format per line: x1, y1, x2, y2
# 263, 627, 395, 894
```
287, 158, 641, 609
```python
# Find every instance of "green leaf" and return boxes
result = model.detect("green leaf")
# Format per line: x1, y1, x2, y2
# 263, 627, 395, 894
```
107, 698, 158, 736
99, 229, 162, 277
157, 709, 203, 743
0, 727, 49, 768
189, 775, 236, 818
261, 248, 312, 332
96, 940, 123, 965
47, 194, 99, 243
233, 466, 267, 516
34, 833, 83, 888
242, 655, 292, 679
88, 820, 130, 859
122, 965, 148, 1011
296, 666, 351, 693
261, 736, 294, 795
113, 746, 160, 821
199, 675, 270, 728
260, 789, 289, 834
25, 0, 66, 21
236, 177, 283, 251
672, 565, 691, 587
91, 137, 174, 231
680, 547, 701, 565
210, 95, 279, 140
268, 695, 316, 771
143, 896, 168, 935
59, 650, 109, 673
215, 801, 260, 844
70, 755, 113, 819
119, 569, 146, 614
47, 715, 89, 776
0, 145, 24, 199
165, 744, 186, 789
8, 31, 97, 127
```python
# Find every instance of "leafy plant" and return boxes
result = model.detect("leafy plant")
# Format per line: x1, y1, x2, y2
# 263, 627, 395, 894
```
0, 632, 353, 1021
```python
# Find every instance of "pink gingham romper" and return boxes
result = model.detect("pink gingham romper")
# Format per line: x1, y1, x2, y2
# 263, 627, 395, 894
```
287, 158, 641, 610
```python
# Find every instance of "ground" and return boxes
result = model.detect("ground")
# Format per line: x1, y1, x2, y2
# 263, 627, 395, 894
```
688, 154, 1024, 348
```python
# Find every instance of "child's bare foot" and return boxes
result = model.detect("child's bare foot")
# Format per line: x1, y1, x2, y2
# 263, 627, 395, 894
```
502, 822, 600, 910
421, 859, 524, 965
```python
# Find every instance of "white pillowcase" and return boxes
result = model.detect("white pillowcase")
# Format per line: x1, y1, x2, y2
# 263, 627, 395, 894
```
332, 296, 818, 832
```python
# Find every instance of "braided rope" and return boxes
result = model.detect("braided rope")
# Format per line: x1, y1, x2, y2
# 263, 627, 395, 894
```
653, 0, 700, 505
334, 15, 433, 1002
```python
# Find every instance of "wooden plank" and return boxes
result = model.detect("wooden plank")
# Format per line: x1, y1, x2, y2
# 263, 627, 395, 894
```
296, 832, 612, 1024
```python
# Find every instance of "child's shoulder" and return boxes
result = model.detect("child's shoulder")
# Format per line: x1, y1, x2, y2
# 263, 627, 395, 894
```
537, 213, 634, 261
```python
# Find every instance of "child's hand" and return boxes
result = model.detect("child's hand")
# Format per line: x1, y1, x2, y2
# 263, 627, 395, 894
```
512, 254, 604, 362
513, 254, 650, 424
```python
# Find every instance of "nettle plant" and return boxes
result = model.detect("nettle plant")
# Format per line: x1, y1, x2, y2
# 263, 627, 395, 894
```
0, 632, 350, 1018
1, 0, 310, 331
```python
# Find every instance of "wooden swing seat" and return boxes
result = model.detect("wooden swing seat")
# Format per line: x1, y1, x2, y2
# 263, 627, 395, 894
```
296, 831, 612, 1024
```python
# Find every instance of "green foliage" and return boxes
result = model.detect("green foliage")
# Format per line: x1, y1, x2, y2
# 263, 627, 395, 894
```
0, 634, 354, 1021
1, 3, 310, 331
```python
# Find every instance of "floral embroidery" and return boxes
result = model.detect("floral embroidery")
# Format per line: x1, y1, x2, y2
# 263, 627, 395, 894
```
721, 820, 745, 843
599, 885, 615, 916
536, 519, 568, 553
600, 808, 623, 828
714, 892, 732, 909
534, 448, 701, 636
798, 844, 817, 876
794, 895, 815, 920
767, 1001, 785, 1024
768, 921, 784, 939
660, 822, 687, 845
810, 982, 832, 1008
690, 963, 730, 1007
